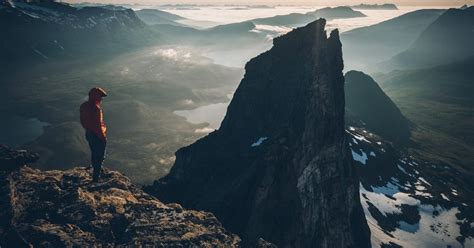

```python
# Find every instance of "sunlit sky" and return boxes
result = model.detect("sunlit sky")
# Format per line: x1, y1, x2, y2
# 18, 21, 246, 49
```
64, 0, 472, 7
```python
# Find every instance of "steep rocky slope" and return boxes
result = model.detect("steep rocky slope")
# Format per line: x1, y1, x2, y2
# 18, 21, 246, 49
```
146, 19, 371, 247
347, 127, 474, 247
0, 145, 242, 247
345, 71, 411, 143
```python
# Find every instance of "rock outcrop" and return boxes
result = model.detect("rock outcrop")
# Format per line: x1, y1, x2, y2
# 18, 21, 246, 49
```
147, 19, 371, 247
0, 145, 241, 247
345, 70, 411, 143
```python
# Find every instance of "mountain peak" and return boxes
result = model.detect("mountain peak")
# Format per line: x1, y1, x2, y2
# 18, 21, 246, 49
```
345, 70, 411, 143
221, 18, 343, 141
147, 19, 370, 247
271, 18, 340, 50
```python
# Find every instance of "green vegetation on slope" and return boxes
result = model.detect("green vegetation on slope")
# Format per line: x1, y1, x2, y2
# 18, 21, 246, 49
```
375, 57, 474, 174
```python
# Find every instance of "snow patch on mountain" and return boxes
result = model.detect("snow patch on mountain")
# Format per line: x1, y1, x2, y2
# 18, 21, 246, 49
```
349, 127, 473, 248
251, 137, 268, 147
351, 148, 368, 165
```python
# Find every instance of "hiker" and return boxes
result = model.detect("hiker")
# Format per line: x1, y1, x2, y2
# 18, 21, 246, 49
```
80, 87, 108, 182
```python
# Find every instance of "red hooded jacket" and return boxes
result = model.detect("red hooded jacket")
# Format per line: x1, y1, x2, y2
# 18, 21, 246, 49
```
80, 88, 107, 140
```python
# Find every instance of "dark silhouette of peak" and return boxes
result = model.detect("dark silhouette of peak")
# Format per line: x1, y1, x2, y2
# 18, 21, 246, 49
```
309, 6, 366, 18
146, 19, 371, 248
345, 70, 411, 143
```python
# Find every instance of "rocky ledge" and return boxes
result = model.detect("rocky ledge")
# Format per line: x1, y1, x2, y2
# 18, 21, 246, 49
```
0, 145, 241, 247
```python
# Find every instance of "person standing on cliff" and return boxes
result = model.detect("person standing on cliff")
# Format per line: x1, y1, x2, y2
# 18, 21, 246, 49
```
80, 87, 108, 182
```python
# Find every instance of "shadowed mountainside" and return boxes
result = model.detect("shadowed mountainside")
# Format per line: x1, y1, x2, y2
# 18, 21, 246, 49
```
345, 70, 411, 143
341, 9, 445, 71
146, 19, 371, 247
376, 57, 474, 175
383, 6, 474, 71
0, 0, 157, 71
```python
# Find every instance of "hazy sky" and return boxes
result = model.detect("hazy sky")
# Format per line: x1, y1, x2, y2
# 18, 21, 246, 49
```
65, 0, 472, 7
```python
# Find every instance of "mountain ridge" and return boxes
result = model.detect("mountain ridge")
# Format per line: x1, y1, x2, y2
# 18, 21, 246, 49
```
147, 19, 371, 247
0, 0, 155, 71
382, 6, 474, 71
345, 70, 411, 143
341, 9, 445, 71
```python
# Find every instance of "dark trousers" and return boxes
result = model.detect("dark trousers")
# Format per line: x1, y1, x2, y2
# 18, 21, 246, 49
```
85, 130, 106, 179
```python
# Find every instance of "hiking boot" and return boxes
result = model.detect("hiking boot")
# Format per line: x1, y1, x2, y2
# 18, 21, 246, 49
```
92, 168, 101, 182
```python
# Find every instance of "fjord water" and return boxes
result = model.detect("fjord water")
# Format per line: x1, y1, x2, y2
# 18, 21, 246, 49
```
0, 117, 49, 148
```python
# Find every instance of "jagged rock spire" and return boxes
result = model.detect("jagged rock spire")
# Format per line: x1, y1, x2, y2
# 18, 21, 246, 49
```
147, 19, 371, 248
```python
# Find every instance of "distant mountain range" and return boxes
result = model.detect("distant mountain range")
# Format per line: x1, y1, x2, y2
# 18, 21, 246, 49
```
341, 8, 446, 71
251, 6, 365, 27
351, 3, 398, 10
382, 6, 474, 71
135, 8, 185, 26
342, 6, 474, 72
364, 6, 474, 173
0, 2, 371, 70
0, 0, 155, 70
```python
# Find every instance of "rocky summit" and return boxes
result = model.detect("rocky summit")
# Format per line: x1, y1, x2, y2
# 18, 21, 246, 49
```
147, 19, 371, 247
0, 145, 241, 247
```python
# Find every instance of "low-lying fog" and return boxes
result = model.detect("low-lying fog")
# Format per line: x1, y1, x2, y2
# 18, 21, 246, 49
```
155, 5, 423, 30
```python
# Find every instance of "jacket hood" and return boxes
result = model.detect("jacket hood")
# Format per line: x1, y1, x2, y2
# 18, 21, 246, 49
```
88, 87, 107, 103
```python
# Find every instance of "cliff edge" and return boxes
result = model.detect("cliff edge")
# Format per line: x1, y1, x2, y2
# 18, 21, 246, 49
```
0, 145, 241, 247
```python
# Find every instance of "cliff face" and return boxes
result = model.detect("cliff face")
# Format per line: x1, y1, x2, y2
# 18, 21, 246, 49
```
147, 19, 371, 247
0, 145, 241, 247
